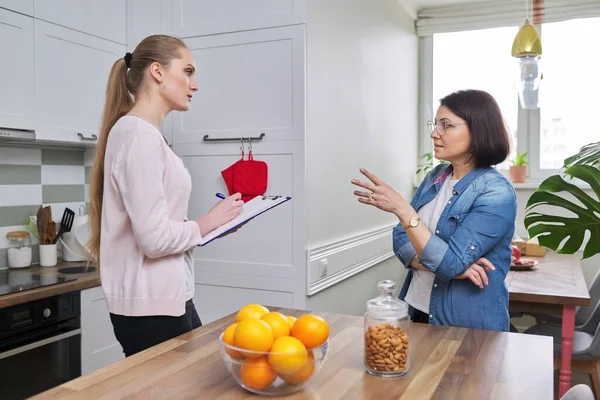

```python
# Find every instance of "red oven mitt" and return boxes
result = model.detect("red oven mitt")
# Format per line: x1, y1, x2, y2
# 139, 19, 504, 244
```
233, 151, 268, 202
221, 151, 268, 202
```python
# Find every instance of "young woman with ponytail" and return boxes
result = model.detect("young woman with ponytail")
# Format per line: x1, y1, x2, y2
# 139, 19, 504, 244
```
89, 35, 244, 357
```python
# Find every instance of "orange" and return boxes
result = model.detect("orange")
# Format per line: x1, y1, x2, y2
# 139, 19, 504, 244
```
240, 356, 277, 391
291, 314, 329, 349
260, 312, 291, 339
286, 315, 297, 329
236, 304, 269, 322
222, 323, 243, 360
280, 351, 315, 384
268, 336, 308, 375
233, 319, 274, 357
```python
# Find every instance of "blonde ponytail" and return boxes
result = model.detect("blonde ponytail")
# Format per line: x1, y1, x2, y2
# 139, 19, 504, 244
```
88, 34, 188, 264
88, 58, 133, 263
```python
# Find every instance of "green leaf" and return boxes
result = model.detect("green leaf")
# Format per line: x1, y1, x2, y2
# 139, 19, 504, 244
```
525, 165, 600, 259
564, 141, 600, 169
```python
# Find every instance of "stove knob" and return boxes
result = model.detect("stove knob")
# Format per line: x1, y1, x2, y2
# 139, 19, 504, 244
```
43, 308, 51, 318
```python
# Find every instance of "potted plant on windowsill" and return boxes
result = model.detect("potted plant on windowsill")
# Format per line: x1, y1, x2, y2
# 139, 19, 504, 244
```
415, 152, 449, 185
525, 141, 600, 259
509, 151, 528, 183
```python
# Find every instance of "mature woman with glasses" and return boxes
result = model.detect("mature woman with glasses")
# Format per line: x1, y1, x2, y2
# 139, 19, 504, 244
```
352, 89, 516, 332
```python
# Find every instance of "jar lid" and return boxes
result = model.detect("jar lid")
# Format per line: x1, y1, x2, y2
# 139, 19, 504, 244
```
366, 280, 408, 317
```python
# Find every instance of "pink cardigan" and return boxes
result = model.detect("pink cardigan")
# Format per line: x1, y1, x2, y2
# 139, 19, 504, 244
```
100, 115, 202, 317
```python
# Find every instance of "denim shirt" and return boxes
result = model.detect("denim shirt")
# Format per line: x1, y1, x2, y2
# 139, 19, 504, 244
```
393, 164, 517, 332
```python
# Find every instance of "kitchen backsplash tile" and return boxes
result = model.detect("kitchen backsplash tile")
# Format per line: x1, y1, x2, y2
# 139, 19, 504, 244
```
0, 165, 42, 185
42, 185, 85, 203
0, 146, 94, 269
41, 149, 84, 166
7, 205, 41, 227
85, 166, 92, 184
0, 147, 41, 165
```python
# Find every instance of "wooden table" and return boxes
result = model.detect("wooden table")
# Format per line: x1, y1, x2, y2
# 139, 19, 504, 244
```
507, 252, 591, 399
33, 308, 554, 400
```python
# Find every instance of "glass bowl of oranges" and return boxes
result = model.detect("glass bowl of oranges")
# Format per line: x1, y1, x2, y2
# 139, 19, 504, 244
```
218, 304, 330, 396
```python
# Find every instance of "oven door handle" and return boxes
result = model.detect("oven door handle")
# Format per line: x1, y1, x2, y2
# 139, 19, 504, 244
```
0, 328, 82, 360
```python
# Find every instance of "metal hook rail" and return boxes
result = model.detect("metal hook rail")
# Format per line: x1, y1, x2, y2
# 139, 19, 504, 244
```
202, 133, 266, 143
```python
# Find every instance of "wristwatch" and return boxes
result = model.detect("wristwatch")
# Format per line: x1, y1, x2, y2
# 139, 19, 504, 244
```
402, 216, 421, 230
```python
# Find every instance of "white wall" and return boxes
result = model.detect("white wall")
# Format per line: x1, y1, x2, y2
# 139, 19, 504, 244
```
304, 0, 418, 314
307, 256, 407, 315
306, 0, 418, 247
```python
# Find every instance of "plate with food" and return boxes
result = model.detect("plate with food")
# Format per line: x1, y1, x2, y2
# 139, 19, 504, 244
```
510, 258, 539, 271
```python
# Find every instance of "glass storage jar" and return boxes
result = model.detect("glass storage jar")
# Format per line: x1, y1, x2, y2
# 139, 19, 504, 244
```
364, 280, 410, 377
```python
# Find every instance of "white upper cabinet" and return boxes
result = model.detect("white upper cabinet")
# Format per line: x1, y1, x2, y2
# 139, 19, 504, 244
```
0, 0, 33, 16
126, 0, 171, 48
171, 0, 306, 38
0, 8, 34, 130
34, 0, 126, 44
34, 20, 125, 144
173, 25, 306, 144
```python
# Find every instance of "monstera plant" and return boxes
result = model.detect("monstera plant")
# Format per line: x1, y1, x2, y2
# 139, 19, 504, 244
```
525, 141, 600, 259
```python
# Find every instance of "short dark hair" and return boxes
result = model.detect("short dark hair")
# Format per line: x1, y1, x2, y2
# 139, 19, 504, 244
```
439, 89, 511, 168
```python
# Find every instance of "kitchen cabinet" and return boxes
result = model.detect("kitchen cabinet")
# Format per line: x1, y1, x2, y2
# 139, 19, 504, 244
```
175, 139, 306, 325
126, 0, 171, 48
34, 20, 125, 145
0, 0, 33, 16
172, 25, 306, 144
0, 8, 34, 130
34, 0, 126, 44
171, 0, 306, 38
80, 286, 123, 374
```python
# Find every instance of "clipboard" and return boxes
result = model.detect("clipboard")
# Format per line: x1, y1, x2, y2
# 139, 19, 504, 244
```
198, 195, 292, 247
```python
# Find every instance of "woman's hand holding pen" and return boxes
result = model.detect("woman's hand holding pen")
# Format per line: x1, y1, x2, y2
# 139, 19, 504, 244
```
195, 193, 244, 236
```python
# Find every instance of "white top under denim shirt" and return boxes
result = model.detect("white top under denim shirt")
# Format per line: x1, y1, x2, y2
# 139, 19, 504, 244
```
405, 174, 458, 314
393, 164, 517, 332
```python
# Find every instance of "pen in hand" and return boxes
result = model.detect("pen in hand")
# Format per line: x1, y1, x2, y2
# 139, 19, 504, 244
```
216, 193, 226, 200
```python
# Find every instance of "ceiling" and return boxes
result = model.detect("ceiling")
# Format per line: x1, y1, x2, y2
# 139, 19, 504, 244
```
399, 0, 500, 17
407, 0, 499, 8
396, 0, 501, 19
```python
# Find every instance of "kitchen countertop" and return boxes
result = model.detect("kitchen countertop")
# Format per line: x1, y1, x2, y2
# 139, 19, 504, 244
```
32, 307, 553, 400
0, 261, 100, 308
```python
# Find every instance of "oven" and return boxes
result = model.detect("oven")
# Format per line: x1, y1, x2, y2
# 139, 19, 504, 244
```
0, 292, 81, 400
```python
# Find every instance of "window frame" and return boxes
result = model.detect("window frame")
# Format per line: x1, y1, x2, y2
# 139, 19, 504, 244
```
419, 23, 567, 185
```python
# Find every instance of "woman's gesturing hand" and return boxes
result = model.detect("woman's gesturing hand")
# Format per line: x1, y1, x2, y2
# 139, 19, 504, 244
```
352, 168, 410, 216
455, 257, 495, 289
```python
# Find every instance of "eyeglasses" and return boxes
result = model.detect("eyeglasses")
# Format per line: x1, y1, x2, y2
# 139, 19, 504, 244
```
427, 120, 468, 136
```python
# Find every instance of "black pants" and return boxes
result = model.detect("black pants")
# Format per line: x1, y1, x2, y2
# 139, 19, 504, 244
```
411, 308, 430, 324
110, 299, 202, 357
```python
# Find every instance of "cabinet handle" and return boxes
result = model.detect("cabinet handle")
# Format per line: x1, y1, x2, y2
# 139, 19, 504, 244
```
77, 133, 98, 141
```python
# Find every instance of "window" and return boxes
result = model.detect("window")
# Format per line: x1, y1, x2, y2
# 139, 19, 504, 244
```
538, 17, 600, 170
432, 26, 519, 170
423, 17, 600, 182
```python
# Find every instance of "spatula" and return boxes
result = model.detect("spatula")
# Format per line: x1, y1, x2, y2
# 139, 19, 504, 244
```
53, 208, 75, 244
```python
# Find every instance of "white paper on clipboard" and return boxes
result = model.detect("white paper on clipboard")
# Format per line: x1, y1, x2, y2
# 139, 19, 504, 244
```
198, 195, 292, 247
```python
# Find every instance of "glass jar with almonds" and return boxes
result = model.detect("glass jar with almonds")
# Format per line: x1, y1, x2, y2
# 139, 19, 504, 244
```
364, 280, 410, 377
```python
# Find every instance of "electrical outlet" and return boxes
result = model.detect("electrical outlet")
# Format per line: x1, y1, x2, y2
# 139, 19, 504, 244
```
319, 259, 328, 278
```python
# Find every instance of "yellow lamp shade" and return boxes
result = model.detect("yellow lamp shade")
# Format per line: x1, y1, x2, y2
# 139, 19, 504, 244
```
511, 19, 542, 57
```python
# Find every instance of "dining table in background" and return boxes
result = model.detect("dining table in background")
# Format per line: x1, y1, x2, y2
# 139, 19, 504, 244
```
507, 252, 591, 399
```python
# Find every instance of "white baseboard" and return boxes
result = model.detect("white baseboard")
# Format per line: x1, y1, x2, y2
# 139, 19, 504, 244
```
307, 226, 395, 296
